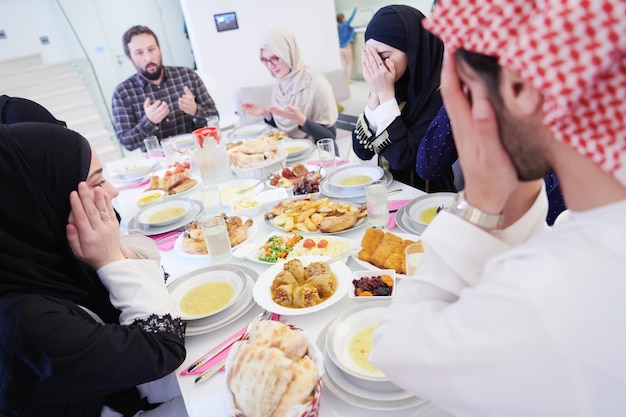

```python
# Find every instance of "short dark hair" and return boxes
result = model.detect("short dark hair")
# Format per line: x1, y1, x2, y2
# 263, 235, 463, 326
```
122, 25, 160, 58
454, 49, 502, 102
337, 13, 345, 23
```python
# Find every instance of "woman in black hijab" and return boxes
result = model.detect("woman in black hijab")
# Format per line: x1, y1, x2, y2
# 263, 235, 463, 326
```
0, 123, 186, 416
352, 5, 454, 191
0, 94, 66, 126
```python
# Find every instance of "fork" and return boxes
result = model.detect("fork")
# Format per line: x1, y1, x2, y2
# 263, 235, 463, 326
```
236, 180, 262, 195
192, 309, 273, 383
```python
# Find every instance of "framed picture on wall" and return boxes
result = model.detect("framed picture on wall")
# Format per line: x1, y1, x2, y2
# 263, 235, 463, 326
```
214, 12, 238, 32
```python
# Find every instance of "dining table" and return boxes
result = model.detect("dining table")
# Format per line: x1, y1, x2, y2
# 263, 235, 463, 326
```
106, 136, 453, 417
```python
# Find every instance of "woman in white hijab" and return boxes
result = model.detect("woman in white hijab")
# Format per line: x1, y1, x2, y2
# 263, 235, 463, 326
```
241, 28, 338, 145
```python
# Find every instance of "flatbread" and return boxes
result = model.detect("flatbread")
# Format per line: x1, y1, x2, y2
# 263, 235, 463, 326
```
246, 320, 308, 360
270, 356, 318, 417
228, 344, 293, 417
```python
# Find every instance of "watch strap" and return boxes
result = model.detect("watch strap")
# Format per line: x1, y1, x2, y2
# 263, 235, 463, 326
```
448, 191, 503, 229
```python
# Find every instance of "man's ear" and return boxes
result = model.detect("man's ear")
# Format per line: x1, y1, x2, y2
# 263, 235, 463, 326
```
499, 68, 542, 116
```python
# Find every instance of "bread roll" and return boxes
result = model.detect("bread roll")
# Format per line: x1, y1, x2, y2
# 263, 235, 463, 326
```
246, 320, 308, 360
270, 356, 318, 417
229, 344, 293, 417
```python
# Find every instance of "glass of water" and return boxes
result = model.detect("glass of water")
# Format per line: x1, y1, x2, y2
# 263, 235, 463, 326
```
200, 216, 232, 264
364, 180, 389, 229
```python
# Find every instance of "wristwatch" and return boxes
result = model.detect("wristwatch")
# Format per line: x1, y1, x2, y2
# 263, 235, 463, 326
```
447, 191, 503, 229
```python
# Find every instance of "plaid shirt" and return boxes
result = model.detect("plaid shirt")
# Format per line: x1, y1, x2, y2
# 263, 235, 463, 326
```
111, 66, 218, 151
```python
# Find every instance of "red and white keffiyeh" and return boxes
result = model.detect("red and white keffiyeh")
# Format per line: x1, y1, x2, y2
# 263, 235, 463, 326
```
424, 0, 626, 184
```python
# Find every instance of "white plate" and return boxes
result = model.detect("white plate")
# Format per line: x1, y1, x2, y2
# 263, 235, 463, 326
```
169, 269, 246, 320
326, 165, 384, 190
350, 232, 422, 279
218, 179, 265, 205
252, 255, 351, 316
173, 217, 258, 258
283, 139, 313, 159
265, 164, 323, 189
219, 113, 239, 130
167, 265, 259, 336
263, 200, 368, 235
394, 204, 424, 235
404, 193, 455, 229
246, 233, 359, 265
320, 169, 393, 199
230, 123, 269, 139
112, 162, 156, 182
315, 316, 424, 410
128, 199, 203, 236
160, 174, 201, 199
136, 199, 193, 227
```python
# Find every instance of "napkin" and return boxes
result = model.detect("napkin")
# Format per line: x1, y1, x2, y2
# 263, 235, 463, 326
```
149, 230, 181, 251
307, 159, 350, 167
388, 199, 411, 230
180, 313, 281, 376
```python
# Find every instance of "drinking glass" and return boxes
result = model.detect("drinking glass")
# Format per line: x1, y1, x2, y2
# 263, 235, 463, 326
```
200, 216, 232, 264
316, 138, 336, 173
364, 180, 389, 229
160, 138, 177, 164
143, 136, 163, 159
200, 184, 222, 217
405, 242, 425, 277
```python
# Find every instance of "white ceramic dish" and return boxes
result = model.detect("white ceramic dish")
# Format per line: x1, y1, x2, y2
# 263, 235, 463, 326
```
169, 269, 246, 320
326, 165, 384, 190
315, 323, 424, 410
252, 255, 351, 316
218, 179, 265, 205
112, 163, 155, 182
166, 264, 259, 336
173, 217, 258, 259
230, 123, 269, 139
349, 269, 395, 301
350, 232, 422, 279
325, 302, 401, 391
393, 204, 424, 235
404, 192, 455, 228
320, 169, 393, 199
282, 139, 313, 159
136, 199, 193, 227
128, 199, 203, 236
230, 197, 262, 218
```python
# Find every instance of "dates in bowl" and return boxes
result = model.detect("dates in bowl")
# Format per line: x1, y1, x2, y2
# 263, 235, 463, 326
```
350, 270, 395, 301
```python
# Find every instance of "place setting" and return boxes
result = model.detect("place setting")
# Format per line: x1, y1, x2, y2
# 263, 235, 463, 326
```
394, 192, 456, 235
319, 164, 393, 200
127, 198, 204, 236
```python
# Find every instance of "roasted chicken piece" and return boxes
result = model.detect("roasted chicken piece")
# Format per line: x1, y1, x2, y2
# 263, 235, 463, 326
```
317, 205, 367, 233
220, 213, 254, 247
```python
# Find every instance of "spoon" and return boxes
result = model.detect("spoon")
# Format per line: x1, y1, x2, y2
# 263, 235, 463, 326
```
236, 180, 262, 195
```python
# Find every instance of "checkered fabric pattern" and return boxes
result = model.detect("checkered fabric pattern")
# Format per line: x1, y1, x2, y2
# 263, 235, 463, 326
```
424, 0, 626, 183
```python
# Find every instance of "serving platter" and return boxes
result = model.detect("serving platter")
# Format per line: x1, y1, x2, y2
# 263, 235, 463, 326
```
167, 264, 259, 336
350, 231, 422, 279
173, 217, 258, 259
252, 255, 351, 316
128, 199, 203, 236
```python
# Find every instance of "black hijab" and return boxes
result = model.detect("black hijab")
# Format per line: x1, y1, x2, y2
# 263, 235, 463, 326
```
0, 95, 67, 126
365, 5, 444, 127
0, 123, 120, 323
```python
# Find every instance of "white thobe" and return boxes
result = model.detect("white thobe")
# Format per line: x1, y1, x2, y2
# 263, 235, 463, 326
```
370, 191, 626, 417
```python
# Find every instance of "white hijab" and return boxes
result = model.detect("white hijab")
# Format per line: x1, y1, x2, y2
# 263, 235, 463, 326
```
261, 28, 337, 138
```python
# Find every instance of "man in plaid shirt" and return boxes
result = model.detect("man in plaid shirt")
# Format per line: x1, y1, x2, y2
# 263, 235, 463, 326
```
112, 25, 219, 151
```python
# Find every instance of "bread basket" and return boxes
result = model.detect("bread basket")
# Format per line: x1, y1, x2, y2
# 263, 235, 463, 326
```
231, 147, 288, 180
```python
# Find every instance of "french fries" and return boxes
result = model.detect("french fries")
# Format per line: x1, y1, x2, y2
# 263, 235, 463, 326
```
265, 197, 365, 233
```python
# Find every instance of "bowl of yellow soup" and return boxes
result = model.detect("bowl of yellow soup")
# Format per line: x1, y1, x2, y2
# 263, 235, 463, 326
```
169, 269, 246, 320
137, 199, 193, 227
325, 302, 402, 393
326, 165, 385, 190
135, 190, 166, 207
218, 179, 265, 205
404, 192, 456, 230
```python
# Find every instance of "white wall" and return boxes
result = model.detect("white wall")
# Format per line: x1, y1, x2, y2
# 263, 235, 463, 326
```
334, 0, 434, 28
180, 0, 342, 116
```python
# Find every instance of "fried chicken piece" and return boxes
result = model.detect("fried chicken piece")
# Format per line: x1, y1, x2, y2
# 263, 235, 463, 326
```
384, 239, 417, 274
370, 233, 403, 269
358, 228, 385, 262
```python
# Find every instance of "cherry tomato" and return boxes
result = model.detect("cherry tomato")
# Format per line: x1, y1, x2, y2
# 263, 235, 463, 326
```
164, 171, 173, 177
317, 239, 328, 248
302, 239, 315, 249
174, 166, 185, 174
182, 162, 191, 169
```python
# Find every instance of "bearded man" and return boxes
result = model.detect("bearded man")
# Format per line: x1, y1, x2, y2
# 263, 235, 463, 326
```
111, 25, 218, 151
369, 1, 626, 416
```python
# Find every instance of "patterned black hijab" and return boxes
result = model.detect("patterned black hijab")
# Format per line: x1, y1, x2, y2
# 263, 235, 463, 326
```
365, 5, 444, 124
0, 123, 119, 323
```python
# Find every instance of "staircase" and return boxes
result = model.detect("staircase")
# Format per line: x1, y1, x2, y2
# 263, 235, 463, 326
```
0, 54, 123, 164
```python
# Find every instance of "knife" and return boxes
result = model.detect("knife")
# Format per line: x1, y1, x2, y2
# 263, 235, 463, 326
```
194, 359, 226, 383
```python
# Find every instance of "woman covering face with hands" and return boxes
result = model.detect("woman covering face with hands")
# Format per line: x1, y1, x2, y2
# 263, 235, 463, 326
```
241, 28, 339, 145
352, 5, 449, 191
0, 123, 186, 417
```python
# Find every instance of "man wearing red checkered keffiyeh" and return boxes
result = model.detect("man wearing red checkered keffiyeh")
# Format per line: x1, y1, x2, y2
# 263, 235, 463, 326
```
369, 1, 626, 416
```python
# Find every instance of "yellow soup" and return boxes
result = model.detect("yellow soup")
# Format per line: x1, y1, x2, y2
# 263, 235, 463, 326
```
220, 185, 255, 204
338, 175, 373, 187
180, 281, 235, 317
286, 145, 304, 154
147, 207, 185, 223
348, 324, 384, 375
418, 206, 439, 224
137, 193, 161, 204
